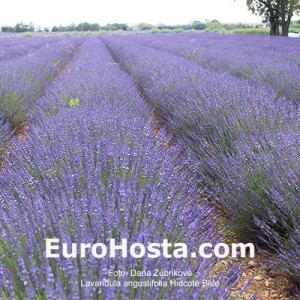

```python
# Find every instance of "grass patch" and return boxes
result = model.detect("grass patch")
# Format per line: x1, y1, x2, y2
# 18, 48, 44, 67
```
232, 28, 269, 35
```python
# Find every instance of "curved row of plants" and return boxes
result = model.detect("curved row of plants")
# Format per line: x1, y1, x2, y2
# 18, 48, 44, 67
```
0, 36, 83, 157
101, 34, 300, 289
124, 32, 300, 103
0, 36, 245, 299
0, 36, 61, 63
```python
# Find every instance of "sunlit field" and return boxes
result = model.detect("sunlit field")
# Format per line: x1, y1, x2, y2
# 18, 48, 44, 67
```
0, 32, 299, 299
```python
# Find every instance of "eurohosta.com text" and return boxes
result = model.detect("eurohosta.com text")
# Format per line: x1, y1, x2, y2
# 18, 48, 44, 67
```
46, 238, 255, 259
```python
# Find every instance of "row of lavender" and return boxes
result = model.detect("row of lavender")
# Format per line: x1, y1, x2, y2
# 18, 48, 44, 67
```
0, 36, 83, 157
0, 36, 61, 63
0, 36, 245, 299
101, 35, 300, 286
124, 32, 300, 103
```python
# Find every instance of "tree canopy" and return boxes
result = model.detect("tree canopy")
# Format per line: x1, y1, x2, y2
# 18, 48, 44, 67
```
247, 0, 300, 35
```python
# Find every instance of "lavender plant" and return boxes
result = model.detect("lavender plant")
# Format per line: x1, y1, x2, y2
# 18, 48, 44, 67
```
0, 114, 14, 158
101, 34, 300, 288
0, 36, 60, 63
123, 32, 300, 103
0, 37, 245, 299
0, 36, 83, 133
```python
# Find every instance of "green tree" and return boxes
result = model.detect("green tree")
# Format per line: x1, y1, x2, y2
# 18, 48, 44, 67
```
191, 21, 207, 30
137, 23, 153, 30
89, 23, 100, 31
76, 22, 91, 31
51, 26, 60, 32
247, 0, 300, 36
280, 0, 300, 35
247, 0, 280, 35
1, 26, 15, 32
15, 22, 35, 32
68, 23, 77, 31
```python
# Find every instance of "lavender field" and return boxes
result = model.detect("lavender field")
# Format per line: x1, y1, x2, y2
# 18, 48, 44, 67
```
0, 33, 299, 299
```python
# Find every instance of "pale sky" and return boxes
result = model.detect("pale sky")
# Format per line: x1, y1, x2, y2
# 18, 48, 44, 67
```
0, 0, 263, 28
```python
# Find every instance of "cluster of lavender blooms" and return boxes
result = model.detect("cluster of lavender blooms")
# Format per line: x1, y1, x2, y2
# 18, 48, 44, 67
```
0, 115, 13, 158
101, 35, 300, 288
0, 36, 246, 299
123, 32, 300, 103
0, 36, 83, 145
0, 36, 61, 63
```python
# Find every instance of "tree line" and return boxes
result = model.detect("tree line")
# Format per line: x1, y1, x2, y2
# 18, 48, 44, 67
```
1, 4, 300, 37
0, 22, 130, 33
1, 21, 203, 33
1, 22, 35, 33
0, 20, 264, 33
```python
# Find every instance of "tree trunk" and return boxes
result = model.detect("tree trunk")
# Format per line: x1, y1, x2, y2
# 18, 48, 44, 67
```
275, 22, 280, 35
282, 21, 289, 36
282, 15, 292, 36
270, 18, 280, 36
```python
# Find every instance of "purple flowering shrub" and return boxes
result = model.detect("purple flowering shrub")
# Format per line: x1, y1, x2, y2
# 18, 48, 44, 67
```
0, 114, 14, 158
0, 36, 83, 133
0, 37, 245, 299
101, 35, 300, 286
123, 32, 300, 102
0, 36, 60, 63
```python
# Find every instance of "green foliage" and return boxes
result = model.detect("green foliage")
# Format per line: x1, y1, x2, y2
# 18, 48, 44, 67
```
79, 22, 100, 31
23, 32, 33, 37
247, 0, 300, 36
150, 28, 160, 34
216, 27, 228, 34
80, 32, 92, 38
76, 22, 91, 31
47, 104, 58, 116
191, 21, 207, 30
229, 23, 253, 29
106, 23, 128, 31
137, 23, 153, 30
1, 20, 270, 35
51, 22, 128, 33
1, 26, 15, 32
201, 20, 267, 35
186, 50, 197, 61
0, 92, 27, 130
15, 22, 35, 33
68, 98, 80, 108
289, 23, 300, 32
205, 21, 226, 32
173, 28, 183, 33
232, 28, 269, 35
157, 24, 192, 30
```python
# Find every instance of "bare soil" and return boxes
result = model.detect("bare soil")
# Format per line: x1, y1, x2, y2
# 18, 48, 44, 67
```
230, 253, 296, 299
